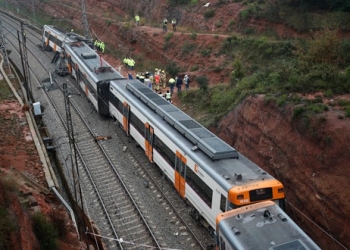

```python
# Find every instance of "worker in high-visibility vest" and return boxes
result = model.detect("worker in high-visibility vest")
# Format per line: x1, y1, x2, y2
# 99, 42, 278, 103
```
165, 90, 171, 102
168, 77, 176, 94
135, 15, 140, 26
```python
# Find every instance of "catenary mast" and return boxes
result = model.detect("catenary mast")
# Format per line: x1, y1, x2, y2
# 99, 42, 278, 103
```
81, 0, 91, 39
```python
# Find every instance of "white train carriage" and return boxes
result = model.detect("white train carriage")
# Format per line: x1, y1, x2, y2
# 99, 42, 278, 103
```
105, 80, 285, 231
42, 25, 87, 52
216, 201, 321, 250
63, 41, 124, 115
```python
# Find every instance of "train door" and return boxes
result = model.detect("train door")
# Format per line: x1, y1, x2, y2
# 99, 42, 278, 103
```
144, 123, 154, 162
175, 151, 186, 198
122, 102, 130, 135
97, 81, 110, 116
54, 35, 57, 51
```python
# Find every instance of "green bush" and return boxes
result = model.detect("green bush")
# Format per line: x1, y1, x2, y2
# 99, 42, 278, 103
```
190, 0, 198, 6
190, 32, 197, 40
215, 20, 223, 28
181, 42, 196, 55
345, 106, 350, 117
293, 106, 305, 119
190, 65, 199, 71
164, 32, 174, 42
201, 48, 212, 57
32, 213, 59, 250
196, 76, 209, 91
0, 206, 15, 249
166, 62, 181, 77
203, 9, 215, 19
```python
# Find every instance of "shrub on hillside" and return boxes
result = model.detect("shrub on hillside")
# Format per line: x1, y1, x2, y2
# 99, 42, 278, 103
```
0, 206, 15, 249
196, 76, 209, 91
203, 9, 215, 19
32, 213, 59, 250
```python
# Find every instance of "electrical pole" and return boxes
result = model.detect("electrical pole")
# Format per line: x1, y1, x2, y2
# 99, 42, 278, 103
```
19, 21, 33, 103
31, 0, 37, 25
63, 83, 85, 241
81, 0, 91, 39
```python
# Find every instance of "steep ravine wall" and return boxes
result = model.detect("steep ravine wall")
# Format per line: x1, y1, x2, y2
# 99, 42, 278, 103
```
214, 95, 350, 249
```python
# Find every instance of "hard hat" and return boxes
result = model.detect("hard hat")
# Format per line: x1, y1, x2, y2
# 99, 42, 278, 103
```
162, 70, 165, 72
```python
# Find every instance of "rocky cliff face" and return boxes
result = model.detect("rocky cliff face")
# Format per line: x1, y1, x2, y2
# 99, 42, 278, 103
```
215, 95, 350, 249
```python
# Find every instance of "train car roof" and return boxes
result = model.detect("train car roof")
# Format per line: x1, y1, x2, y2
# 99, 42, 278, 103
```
64, 41, 124, 82
110, 80, 280, 191
44, 25, 87, 44
216, 201, 321, 250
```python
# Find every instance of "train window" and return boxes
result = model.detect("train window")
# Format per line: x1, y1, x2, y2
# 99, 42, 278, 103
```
186, 167, 212, 208
220, 194, 227, 212
78, 71, 97, 100
109, 92, 122, 113
154, 136, 175, 167
250, 188, 272, 202
129, 112, 144, 135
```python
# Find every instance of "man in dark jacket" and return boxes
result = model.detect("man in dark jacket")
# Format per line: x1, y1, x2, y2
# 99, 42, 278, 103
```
176, 75, 183, 92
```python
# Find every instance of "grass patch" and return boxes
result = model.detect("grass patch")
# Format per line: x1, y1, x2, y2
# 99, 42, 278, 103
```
32, 213, 59, 250
0, 205, 15, 249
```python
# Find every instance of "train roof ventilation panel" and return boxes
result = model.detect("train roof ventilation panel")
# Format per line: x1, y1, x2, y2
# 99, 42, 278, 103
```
268, 239, 310, 250
126, 81, 239, 160
81, 52, 97, 59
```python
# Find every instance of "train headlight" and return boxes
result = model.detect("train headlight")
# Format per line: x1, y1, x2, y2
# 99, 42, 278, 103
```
237, 194, 244, 200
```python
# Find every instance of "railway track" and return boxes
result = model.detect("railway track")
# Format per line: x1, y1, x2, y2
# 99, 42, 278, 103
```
1, 12, 215, 249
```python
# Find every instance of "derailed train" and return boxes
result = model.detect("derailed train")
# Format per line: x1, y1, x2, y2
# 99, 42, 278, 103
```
41, 25, 316, 247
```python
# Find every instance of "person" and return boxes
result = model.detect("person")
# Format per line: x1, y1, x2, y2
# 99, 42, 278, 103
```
165, 90, 171, 102
163, 18, 168, 32
155, 73, 160, 90
139, 74, 145, 83
171, 18, 177, 31
135, 15, 140, 26
123, 57, 128, 67
184, 74, 190, 90
100, 41, 105, 53
145, 77, 152, 89
128, 58, 135, 70
158, 91, 163, 97
176, 75, 183, 92
161, 70, 166, 88
168, 77, 176, 94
